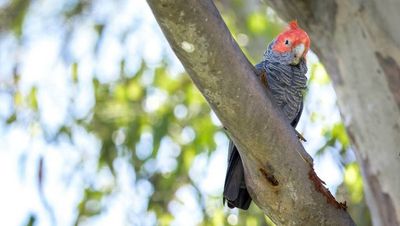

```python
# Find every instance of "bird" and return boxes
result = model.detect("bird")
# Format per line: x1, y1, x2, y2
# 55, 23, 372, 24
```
223, 21, 310, 210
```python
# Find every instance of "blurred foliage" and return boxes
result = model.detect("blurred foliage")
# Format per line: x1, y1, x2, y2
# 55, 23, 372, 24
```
23, 215, 37, 226
337, 163, 372, 226
0, 0, 371, 225
0, 0, 31, 36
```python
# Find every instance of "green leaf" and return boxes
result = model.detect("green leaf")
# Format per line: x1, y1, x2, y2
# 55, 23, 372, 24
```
72, 63, 79, 83
332, 123, 350, 148
310, 63, 331, 85
247, 12, 268, 34
344, 163, 364, 203
9, 0, 31, 37
28, 87, 38, 111
6, 113, 17, 124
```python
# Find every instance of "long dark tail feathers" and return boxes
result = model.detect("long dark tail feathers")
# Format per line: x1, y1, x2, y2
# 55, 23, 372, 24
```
223, 143, 252, 210
224, 186, 252, 210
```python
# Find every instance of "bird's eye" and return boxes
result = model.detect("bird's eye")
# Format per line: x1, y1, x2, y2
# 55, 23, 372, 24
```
284, 39, 290, 45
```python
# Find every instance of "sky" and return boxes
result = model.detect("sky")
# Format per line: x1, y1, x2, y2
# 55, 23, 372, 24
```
0, 0, 352, 225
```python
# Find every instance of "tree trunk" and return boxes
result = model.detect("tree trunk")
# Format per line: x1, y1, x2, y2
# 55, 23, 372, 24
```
147, 0, 355, 225
265, 0, 400, 225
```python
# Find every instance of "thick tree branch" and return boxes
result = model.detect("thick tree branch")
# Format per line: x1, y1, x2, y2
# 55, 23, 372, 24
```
146, 0, 355, 225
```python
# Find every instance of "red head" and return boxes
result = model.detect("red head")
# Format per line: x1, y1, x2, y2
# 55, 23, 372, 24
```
272, 21, 310, 65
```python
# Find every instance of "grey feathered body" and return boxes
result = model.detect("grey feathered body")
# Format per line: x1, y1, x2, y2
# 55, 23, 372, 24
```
258, 40, 308, 122
223, 40, 308, 209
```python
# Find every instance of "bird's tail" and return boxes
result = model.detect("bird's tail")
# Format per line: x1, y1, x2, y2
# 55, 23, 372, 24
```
223, 142, 252, 210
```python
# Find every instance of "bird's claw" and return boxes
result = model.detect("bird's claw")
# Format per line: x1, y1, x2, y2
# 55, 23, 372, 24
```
296, 130, 307, 142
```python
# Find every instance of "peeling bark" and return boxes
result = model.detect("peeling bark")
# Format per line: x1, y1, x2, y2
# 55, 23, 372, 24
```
265, 0, 400, 225
375, 52, 400, 108
147, 0, 355, 225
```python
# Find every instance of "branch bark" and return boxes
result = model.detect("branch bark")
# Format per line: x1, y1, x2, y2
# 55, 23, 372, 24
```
264, 1, 400, 225
146, 0, 355, 225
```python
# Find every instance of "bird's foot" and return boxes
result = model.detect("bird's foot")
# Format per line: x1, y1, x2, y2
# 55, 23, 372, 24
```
295, 130, 307, 142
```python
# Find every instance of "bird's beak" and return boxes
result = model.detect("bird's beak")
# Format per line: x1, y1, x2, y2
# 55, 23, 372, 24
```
291, 43, 305, 65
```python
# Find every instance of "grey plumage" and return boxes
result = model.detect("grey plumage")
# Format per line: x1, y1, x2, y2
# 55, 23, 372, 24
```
259, 40, 308, 122
223, 39, 308, 210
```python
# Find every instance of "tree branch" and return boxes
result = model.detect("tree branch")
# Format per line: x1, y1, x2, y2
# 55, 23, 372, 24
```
146, 0, 355, 225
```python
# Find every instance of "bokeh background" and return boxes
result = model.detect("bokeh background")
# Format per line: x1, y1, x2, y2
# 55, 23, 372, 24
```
0, 0, 371, 225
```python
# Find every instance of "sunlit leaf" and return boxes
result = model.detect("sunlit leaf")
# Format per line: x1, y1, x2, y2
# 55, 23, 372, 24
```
127, 80, 143, 101
344, 163, 364, 203
28, 87, 38, 111
310, 63, 331, 85
247, 12, 268, 34
332, 123, 350, 148
14, 91, 23, 107
72, 62, 78, 83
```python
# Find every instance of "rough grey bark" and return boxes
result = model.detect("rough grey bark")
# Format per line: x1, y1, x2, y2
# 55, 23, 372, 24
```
264, 0, 400, 225
147, 0, 355, 225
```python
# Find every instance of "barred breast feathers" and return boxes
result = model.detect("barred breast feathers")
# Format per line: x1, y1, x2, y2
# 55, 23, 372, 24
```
258, 40, 308, 122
